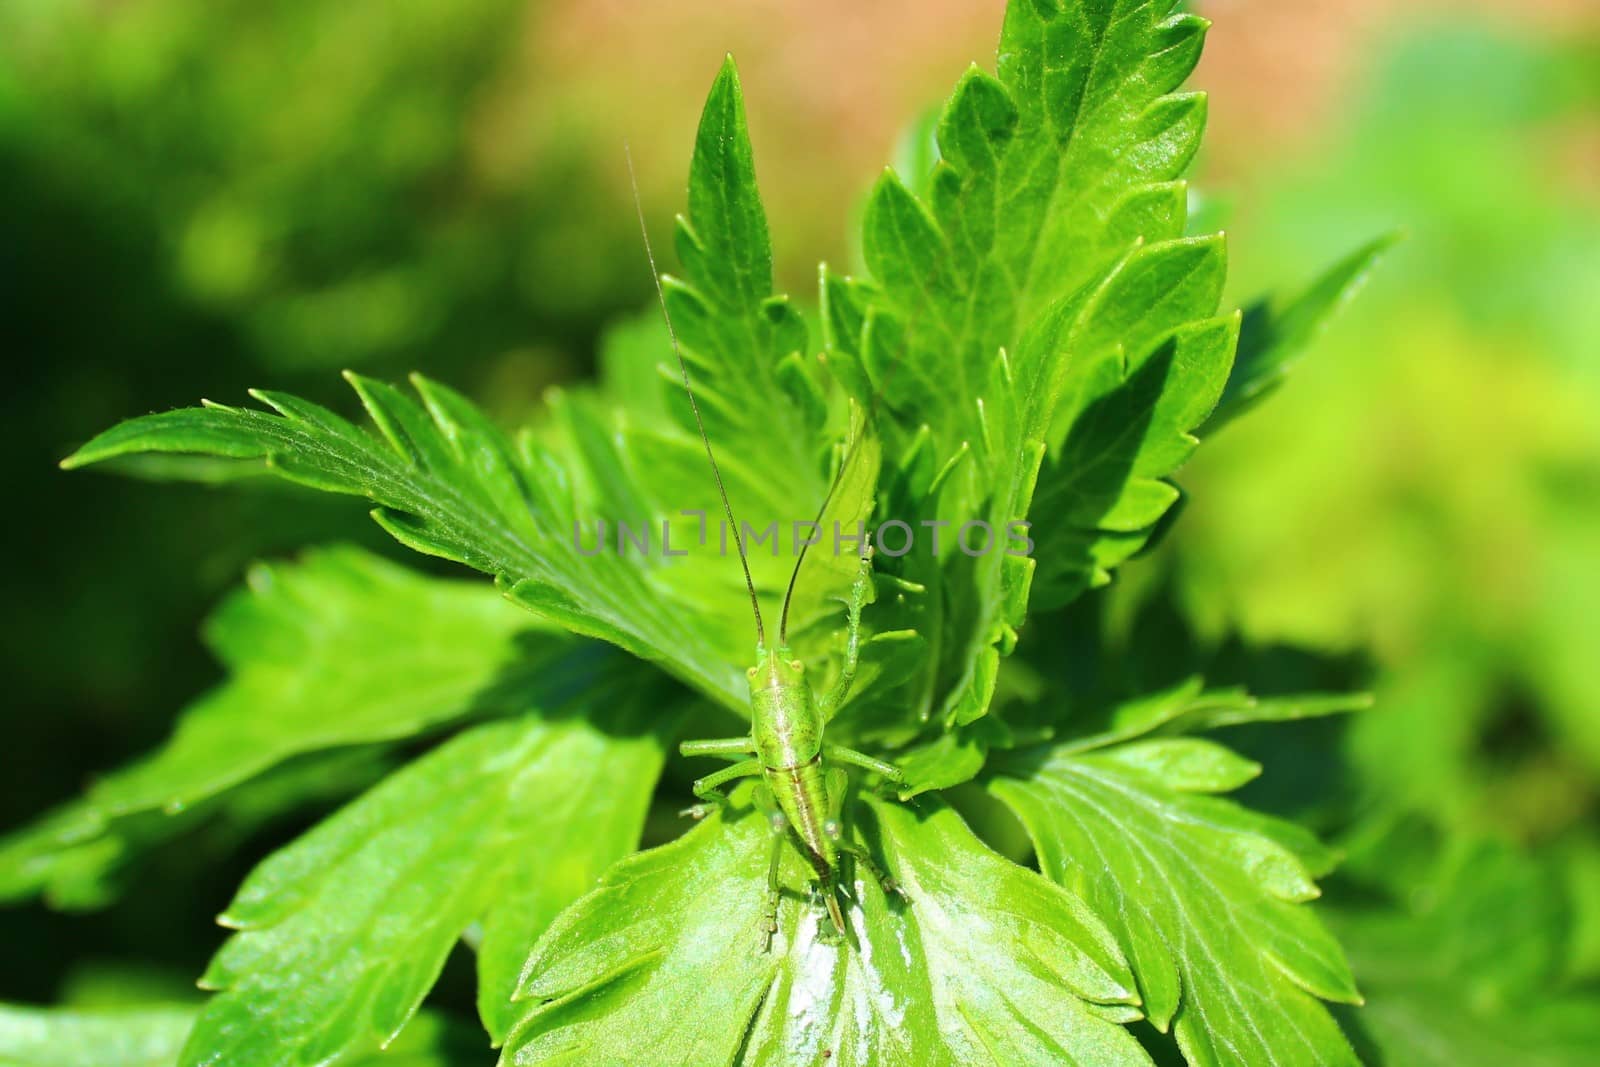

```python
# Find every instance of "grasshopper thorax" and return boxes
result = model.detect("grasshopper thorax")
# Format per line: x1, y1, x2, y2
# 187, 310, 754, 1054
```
747, 646, 822, 772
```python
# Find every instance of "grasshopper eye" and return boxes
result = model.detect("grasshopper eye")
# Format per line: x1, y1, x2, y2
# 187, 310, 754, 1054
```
790, 659, 804, 672
746, 667, 758, 677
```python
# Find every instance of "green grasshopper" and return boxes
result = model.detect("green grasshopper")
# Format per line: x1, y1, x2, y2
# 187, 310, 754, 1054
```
627, 151, 906, 949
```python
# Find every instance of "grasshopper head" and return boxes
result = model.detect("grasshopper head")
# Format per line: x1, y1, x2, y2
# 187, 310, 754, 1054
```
746, 645, 806, 695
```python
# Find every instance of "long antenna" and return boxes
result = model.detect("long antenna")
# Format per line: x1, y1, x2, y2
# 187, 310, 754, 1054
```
777, 284, 908, 645
778, 414, 860, 645
626, 143, 766, 648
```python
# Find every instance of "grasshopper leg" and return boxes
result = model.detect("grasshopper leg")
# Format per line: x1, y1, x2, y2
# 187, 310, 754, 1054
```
761, 831, 785, 952
823, 742, 904, 785
680, 736, 757, 759
682, 758, 760, 819
753, 784, 786, 952
819, 547, 875, 716
823, 768, 906, 901
835, 839, 904, 901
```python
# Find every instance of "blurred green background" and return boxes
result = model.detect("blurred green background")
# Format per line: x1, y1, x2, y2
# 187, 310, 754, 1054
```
2, 0, 1596, 1045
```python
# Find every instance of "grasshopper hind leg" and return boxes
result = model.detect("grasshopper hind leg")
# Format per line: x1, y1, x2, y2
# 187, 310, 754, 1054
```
823, 768, 907, 903
753, 784, 847, 950
814, 877, 849, 944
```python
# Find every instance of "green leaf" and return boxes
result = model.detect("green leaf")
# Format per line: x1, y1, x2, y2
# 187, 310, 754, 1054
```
0, 802, 128, 910
894, 727, 992, 799
936, 237, 1236, 726
0, 1005, 489, 1067
98, 546, 561, 816
1063, 676, 1373, 753
935, 250, 1231, 726
1205, 233, 1401, 431
828, 2, 1230, 728
0, 546, 567, 908
471, 708, 669, 1045
891, 712, 1032, 798
181, 692, 668, 1066
665, 56, 827, 507
0, 1004, 195, 1067
627, 57, 883, 678
1021, 240, 1237, 608
991, 738, 1361, 1067
502, 787, 1151, 1066
62, 375, 748, 710
854, 0, 1210, 444
0, 750, 387, 912
1329, 843, 1600, 1067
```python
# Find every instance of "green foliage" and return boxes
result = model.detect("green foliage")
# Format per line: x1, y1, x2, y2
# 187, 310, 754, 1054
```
0, 547, 560, 910
851, 1, 1209, 444
0, 0, 633, 371
96, 547, 564, 816
992, 730, 1362, 1066
1016, 238, 1235, 610
1166, 19, 1600, 867
502, 785, 1148, 1066
0, 1004, 487, 1067
63, 375, 750, 710
664, 58, 827, 505
0, 1004, 197, 1067
1328, 842, 1600, 1067
7, 2, 1461, 1064
825, 0, 1230, 727
189, 706, 665, 1064
1205, 234, 1400, 431
0, 751, 386, 913
0, 547, 672, 1066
